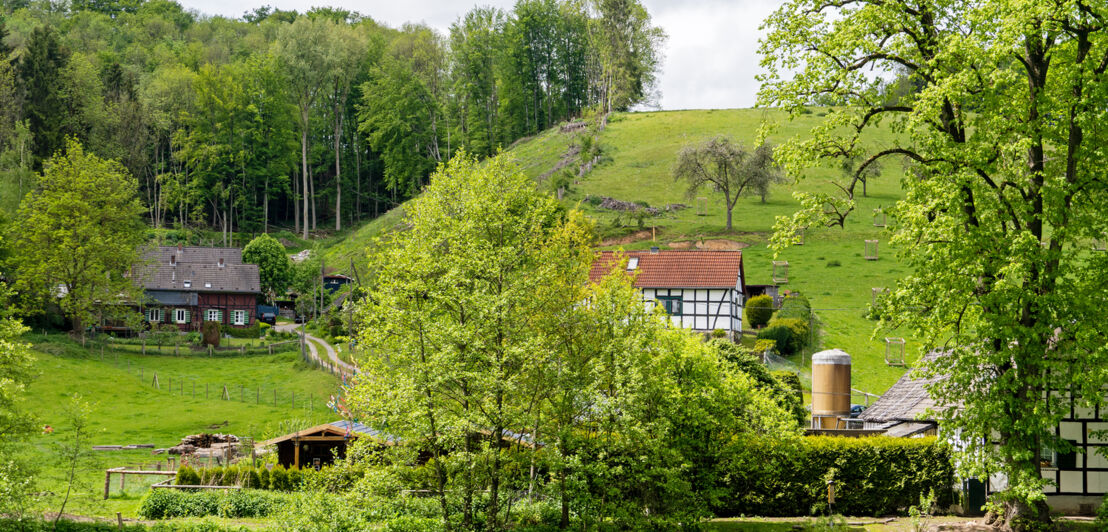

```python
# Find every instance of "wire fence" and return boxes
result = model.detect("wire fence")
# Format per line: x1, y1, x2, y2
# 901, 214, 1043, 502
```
85, 341, 347, 415
87, 339, 301, 358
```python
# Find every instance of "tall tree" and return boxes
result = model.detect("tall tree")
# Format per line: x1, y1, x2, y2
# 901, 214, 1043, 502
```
761, 0, 1108, 527
589, 0, 665, 112
10, 139, 146, 334
274, 16, 333, 239
16, 26, 67, 167
323, 22, 367, 231
673, 136, 781, 230
242, 233, 292, 303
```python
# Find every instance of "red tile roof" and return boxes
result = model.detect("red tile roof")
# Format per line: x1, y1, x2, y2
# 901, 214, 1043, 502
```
589, 250, 743, 289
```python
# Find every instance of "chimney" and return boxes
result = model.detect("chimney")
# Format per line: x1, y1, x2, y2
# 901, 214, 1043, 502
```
650, 246, 660, 254
170, 254, 176, 266
218, 257, 225, 268
177, 243, 183, 254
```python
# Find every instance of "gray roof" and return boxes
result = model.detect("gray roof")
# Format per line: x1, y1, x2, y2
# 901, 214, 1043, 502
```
135, 246, 260, 294
858, 351, 943, 424
329, 420, 398, 443
146, 290, 198, 306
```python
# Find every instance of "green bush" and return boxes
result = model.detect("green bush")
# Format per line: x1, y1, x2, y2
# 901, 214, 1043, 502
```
775, 292, 812, 321
270, 465, 291, 491
138, 488, 286, 519
711, 328, 728, 338
714, 436, 955, 517
744, 294, 775, 328
222, 323, 262, 339
257, 467, 270, 490
767, 317, 810, 347
175, 466, 201, 486
757, 324, 802, 356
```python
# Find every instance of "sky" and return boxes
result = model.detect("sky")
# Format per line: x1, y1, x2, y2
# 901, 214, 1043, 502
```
175, 0, 783, 110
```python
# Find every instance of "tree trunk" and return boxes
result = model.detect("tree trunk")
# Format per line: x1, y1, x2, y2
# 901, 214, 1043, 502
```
334, 109, 343, 232
309, 163, 317, 231
726, 205, 733, 231
301, 125, 309, 240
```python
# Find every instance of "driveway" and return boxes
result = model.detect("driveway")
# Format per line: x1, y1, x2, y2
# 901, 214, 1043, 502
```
275, 323, 357, 376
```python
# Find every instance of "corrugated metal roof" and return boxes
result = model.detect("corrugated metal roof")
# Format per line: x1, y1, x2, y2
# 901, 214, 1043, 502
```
858, 351, 944, 424
589, 250, 742, 288
329, 420, 398, 443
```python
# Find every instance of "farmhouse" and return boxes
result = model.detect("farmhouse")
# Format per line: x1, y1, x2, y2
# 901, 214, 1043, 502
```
861, 354, 1108, 514
132, 245, 261, 331
590, 249, 745, 337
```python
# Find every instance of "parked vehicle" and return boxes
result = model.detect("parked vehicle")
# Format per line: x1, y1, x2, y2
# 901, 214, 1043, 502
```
256, 305, 279, 325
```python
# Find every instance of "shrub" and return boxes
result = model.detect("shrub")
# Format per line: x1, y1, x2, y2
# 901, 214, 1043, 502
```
710, 328, 728, 338
744, 294, 775, 328
775, 292, 812, 321
243, 468, 261, 489
200, 321, 221, 347
257, 467, 270, 490
176, 466, 201, 487
767, 317, 810, 344
269, 465, 290, 491
222, 323, 262, 339
826, 259, 842, 267
714, 436, 955, 517
757, 325, 802, 356
139, 488, 285, 519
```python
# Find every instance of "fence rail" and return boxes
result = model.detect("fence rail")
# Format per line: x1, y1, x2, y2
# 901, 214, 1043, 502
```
90, 339, 300, 358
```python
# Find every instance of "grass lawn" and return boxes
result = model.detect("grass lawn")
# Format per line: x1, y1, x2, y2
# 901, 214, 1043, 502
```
707, 516, 1097, 531
22, 333, 340, 520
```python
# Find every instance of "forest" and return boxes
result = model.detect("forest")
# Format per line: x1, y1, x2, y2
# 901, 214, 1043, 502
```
0, 0, 664, 239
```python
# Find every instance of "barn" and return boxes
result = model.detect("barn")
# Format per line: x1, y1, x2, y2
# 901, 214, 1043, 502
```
590, 249, 745, 338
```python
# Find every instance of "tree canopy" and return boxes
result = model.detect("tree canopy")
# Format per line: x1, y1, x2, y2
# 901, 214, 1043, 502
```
673, 136, 782, 230
10, 139, 146, 333
760, 0, 1108, 527
242, 233, 291, 303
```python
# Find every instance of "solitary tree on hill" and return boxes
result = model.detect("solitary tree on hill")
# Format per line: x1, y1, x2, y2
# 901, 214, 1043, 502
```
762, 0, 1108, 527
673, 136, 783, 231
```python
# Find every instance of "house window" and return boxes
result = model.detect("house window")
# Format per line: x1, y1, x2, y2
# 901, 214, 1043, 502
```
657, 296, 683, 316
1040, 440, 1078, 470
233, 310, 247, 326
206, 309, 222, 323
183, 280, 191, 288
146, 309, 162, 322
175, 309, 188, 324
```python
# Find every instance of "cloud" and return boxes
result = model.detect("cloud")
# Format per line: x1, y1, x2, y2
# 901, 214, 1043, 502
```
177, 0, 776, 111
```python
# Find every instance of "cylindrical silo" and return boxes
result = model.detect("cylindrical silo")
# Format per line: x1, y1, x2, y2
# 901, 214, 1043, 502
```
811, 349, 851, 429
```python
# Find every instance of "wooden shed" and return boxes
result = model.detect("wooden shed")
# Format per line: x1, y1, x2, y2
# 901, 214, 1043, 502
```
256, 420, 392, 469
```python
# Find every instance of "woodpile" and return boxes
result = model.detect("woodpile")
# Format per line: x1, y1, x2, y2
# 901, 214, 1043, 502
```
167, 433, 240, 458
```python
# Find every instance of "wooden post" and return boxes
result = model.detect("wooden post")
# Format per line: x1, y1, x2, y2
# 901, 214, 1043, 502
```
293, 437, 300, 469
104, 470, 111, 499
116, 512, 123, 530
142, 339, 146, 355
291, 391, 295, 409
273, 389, 277, 406
269, 344, 273, 355
240, 384, 244, 402
119, 471, 125, 491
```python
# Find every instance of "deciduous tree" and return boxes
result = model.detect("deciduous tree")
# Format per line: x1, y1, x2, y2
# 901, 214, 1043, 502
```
673, 136, 782, 230
10, 139, 146, 334
760, 1, 1108, 527
243, 233, 292, 303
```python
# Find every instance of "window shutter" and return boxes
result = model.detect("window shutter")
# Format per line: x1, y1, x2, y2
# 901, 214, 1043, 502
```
184, 310, 190, 323
217, 310, 223, 323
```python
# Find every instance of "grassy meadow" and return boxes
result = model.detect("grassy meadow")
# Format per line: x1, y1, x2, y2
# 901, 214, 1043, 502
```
21, 334, 339, 519
317, 108, 918, 399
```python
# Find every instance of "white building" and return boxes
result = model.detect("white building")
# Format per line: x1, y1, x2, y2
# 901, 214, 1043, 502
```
590, 249, 745, 337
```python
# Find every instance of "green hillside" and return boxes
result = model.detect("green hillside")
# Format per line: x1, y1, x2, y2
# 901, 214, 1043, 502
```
324, 108, 914, 399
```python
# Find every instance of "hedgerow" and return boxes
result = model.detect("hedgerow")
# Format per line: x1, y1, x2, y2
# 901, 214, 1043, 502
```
714, 435, 954, 517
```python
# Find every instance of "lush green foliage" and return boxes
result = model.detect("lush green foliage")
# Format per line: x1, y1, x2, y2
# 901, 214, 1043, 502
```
351, 152, 800, 529
138, 488, 286, 519
0, 0, 663, 232
9, 140, 145, 332
715, 436, 954, 517
744, 294, 775, 328
761, 0, 1108, 523
242, 231, 293, 301
0, 290, 36, 522
757, 324, 803, 356
774, 292, 811, 321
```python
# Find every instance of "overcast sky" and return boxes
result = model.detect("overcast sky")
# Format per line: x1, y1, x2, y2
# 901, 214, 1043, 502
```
176, 0, 781, 110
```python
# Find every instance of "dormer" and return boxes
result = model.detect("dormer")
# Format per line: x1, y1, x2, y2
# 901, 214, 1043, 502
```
218, 257, 225, 268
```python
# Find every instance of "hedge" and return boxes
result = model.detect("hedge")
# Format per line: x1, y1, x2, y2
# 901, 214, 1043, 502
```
139, 488, 288, 519
176, 464, 314, 491
757, 324, 802, 355
775, 292, 812, 321
714, 435, 954, 517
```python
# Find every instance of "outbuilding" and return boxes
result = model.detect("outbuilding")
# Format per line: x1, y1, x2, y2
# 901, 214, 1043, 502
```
256, 420, 393, 469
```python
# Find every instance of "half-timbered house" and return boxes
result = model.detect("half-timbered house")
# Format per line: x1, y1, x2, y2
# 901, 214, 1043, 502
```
590, 249, 745, 338
132, 245, 261, 331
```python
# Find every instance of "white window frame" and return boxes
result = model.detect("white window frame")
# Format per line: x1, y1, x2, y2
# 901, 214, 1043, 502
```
206, 309, 221, 323
233, 310, 247, 326
175, 309, 187, 324
147, 309, 162, 322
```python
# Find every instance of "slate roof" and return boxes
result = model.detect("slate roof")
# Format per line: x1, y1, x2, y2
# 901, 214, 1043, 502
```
589, 250, 743, 289
859, 351, 944, 424
135, 246, 260, 294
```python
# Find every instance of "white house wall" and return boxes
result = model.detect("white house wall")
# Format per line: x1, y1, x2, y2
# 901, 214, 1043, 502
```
638, 287, 741, 334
